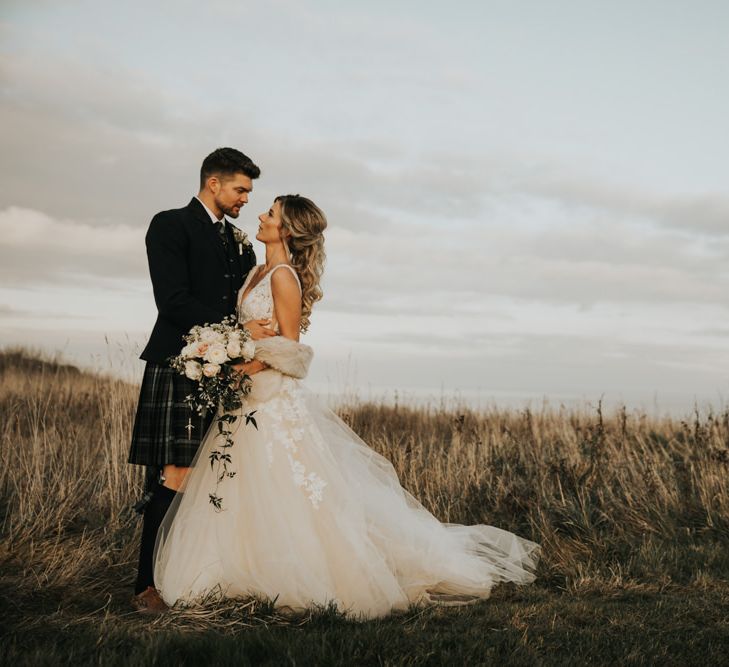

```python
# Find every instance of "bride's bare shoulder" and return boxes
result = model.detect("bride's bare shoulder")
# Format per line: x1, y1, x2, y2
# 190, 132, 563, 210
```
270, 264, 301, 293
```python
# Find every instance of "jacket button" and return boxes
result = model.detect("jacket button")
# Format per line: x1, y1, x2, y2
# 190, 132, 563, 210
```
222, 295, 228, 301
224, 274, 230, 278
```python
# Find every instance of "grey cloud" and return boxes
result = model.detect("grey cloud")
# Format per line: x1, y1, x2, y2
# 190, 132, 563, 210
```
2, 52, 186, 135
0, 304, 34, 317
0, 43, 498, 231
319, 292, 516, 320
692, 328, 729, 338
318, 330, 729, 409
0, 101, 201, 227
0, 303, 91, 320
349, 328, 729, 366
653, 196, 729, 237
516, 170, 729, 238
2, 29, 728, 318
0, 207, 147, 284
321, 214, 729, 313
10, 38, 725, 253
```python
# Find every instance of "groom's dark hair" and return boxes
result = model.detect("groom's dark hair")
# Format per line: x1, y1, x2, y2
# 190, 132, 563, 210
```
200, 147, 260, 188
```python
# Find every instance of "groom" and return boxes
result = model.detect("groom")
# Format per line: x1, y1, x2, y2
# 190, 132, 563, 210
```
128, 147, 273, 613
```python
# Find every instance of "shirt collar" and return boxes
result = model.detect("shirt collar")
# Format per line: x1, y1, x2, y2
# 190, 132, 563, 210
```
195, 196, 224, 224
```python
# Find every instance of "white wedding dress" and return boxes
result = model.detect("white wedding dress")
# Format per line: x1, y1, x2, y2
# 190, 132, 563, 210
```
154, 265, 540, 618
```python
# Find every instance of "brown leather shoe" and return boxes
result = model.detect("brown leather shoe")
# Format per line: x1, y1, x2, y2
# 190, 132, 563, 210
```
131, 586, 169, 614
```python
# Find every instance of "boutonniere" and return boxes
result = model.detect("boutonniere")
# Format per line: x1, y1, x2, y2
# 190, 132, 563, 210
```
231, 227, 252, 256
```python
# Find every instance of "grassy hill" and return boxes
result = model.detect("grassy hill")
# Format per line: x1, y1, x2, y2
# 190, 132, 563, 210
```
1, 348, 728, 665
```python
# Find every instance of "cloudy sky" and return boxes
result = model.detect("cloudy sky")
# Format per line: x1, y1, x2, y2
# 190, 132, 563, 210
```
2, 1, 729, 412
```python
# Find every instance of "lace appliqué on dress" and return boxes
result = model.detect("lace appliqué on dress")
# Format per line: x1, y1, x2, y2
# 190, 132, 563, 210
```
237, 272, 274, 324
237, 266, 326, 508
238, 271, 327, 509
261, 378, 327, 509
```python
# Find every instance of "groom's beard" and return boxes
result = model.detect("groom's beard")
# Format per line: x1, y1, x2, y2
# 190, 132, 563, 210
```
218, 202, 241, 219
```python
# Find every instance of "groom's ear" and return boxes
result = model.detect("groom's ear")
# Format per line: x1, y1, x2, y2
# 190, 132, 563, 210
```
204, 175, 221, 195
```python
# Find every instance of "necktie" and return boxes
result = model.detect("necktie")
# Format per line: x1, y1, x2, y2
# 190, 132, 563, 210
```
214, 220, 228, 247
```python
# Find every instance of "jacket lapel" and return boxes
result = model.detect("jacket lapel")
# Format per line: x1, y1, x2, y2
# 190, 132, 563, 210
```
238, 240, 256, 278
224, 221, 256, 278
187, 198, 228, 268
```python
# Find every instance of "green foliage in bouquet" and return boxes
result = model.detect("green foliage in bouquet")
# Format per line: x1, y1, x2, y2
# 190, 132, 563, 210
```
169, 315, 258, 510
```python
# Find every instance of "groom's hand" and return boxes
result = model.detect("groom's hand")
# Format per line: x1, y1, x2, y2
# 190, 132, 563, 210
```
231, 359, 267, 380
243, 319, 276, 340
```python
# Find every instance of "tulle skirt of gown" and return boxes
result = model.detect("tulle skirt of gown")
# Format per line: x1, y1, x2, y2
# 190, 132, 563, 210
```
154, 370, 540, 618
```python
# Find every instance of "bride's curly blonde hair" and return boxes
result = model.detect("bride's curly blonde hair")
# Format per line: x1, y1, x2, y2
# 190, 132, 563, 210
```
276, 194, 327, 333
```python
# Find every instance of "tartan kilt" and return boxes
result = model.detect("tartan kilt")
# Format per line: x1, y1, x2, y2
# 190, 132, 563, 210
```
128, 362, 214, 467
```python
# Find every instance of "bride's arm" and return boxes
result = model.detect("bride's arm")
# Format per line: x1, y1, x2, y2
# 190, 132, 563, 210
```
270, 268, 302, 342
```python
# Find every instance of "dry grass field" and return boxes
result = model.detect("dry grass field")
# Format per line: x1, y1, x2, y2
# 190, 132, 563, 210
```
1, 347, 728, 665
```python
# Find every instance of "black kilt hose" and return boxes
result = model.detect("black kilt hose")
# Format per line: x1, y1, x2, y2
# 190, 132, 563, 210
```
128, 197, 256, 468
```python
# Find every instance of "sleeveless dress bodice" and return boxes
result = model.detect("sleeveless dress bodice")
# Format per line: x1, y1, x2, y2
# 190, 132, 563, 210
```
237, 264, 301, 326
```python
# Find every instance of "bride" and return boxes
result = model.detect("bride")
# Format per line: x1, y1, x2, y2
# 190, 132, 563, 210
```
154, 195, 540, 618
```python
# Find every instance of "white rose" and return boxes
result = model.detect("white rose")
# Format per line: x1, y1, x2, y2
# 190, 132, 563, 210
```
184, 360, 203, 381
242, 340, 256, 361
200, 328, 224, 344
205, 343, 228, 365
181, 343, 197, 359
202, 362, 221, 378
228, 329, 242, 344
226, 339, 242, 359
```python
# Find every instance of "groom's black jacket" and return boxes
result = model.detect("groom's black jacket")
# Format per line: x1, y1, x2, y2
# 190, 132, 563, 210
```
140, 197, 256, 363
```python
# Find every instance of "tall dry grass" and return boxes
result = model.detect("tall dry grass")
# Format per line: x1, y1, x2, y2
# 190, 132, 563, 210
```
0, 349, 143, 597
340, 398, 729, 591
1, 347, 728, 640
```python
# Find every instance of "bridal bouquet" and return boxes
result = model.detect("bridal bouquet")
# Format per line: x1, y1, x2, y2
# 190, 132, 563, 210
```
170, 315, 258, 510
170, 315, 256, 414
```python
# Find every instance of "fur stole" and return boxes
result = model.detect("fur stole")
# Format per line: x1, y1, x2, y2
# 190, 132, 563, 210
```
254, 336, 313, 379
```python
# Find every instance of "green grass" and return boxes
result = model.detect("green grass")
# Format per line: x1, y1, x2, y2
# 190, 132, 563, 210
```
3, 579, 728, 665
1, 348, 728, 665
